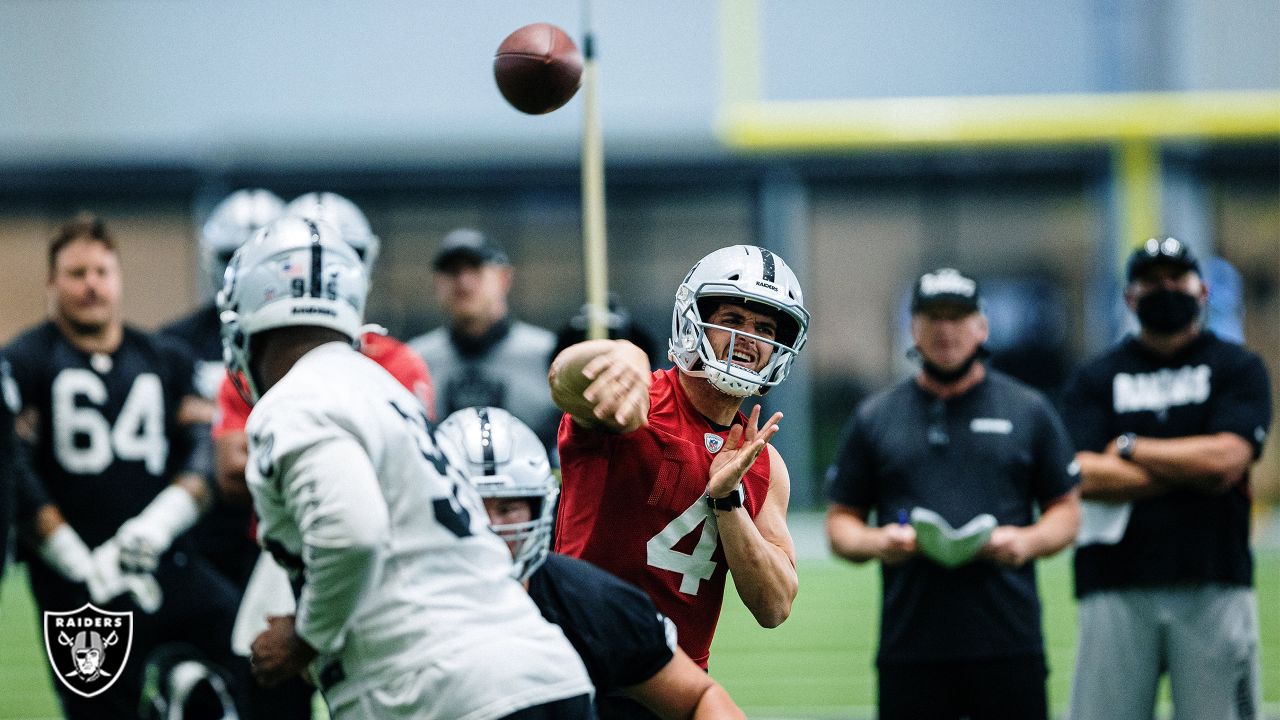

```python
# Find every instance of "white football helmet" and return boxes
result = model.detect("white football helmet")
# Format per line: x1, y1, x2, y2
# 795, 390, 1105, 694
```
218, 216, 368, 402
199, 189, 285, 297
669, 245, 809, 397
284, 192, 380, 275
434, 407, 557, 582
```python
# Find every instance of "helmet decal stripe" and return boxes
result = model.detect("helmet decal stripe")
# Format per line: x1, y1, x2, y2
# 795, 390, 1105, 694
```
760, 248, 776, 282
477, 407, 497, 476
307, 220, 323, 298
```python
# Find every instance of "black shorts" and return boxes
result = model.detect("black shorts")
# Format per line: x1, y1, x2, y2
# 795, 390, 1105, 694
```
500, 693, 598, 720
878, 654, 1048, 720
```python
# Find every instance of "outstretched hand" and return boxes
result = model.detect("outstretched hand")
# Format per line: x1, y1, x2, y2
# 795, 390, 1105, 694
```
707, 405, 782, 499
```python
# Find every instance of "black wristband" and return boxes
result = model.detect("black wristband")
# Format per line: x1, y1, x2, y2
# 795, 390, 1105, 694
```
705, 485, 744, 511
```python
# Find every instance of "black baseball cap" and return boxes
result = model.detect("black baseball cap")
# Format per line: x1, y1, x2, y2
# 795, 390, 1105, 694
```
433, 228, 510, 271
910, 268, 981, 314
1125, 237, 1200, 282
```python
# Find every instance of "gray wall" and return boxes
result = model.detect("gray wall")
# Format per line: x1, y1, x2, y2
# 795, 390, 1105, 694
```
2, 0, 1276, 171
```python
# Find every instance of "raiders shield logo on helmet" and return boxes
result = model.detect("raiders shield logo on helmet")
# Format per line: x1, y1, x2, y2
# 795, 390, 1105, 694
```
704, 433, 725, 454
44, 604, 134, 698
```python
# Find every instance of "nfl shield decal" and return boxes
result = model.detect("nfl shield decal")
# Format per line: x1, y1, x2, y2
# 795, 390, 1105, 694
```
44, 604, 133, 698
704, 433, 725, 454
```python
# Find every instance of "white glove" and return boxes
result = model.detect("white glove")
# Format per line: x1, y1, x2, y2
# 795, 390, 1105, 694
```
114, 485, 201, 574
37, 525, 95, 582
89, 540, 163, 614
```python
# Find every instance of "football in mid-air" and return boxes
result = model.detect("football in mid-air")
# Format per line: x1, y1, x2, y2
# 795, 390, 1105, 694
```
494, 23, 583, 115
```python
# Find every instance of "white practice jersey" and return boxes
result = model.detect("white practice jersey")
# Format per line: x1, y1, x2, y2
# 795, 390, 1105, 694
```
245, 342, 591, 718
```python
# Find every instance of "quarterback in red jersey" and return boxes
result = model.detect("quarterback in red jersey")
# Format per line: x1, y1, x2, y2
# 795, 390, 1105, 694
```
551, 245, 810, 669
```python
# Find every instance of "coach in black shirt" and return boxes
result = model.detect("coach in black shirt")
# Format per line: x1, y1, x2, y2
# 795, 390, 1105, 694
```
826, 268, 1080, 720
1063, 238, 1271, 720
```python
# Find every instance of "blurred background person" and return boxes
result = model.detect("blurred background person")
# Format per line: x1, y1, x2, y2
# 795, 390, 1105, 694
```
1064, 238, 1272, 720
163, 188, 286, 401
409, 228, 560, 451
160, 187, 284, 592
4, 214, 244, 719
825, 268, 1080, 720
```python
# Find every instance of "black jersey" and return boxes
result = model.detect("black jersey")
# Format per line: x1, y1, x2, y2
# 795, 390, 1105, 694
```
527, 553, 674, 718
158, 302, 224, 401
826, 369, 1079, 664
3, 322, 198, 547
1063, 331, 1271, 597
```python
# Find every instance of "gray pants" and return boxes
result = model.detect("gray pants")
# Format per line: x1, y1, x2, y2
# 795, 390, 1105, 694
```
1068, 585, 1260, 720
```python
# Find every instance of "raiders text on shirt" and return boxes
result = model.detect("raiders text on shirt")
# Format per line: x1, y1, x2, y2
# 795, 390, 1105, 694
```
1112, 364, 1210, 414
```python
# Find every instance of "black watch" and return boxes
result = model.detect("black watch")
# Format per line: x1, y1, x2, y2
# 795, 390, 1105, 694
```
1116, 432, 1138, 460
705, 485, 745, 511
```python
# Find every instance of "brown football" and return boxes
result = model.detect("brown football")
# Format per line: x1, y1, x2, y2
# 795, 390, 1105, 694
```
494, 23, 583, 115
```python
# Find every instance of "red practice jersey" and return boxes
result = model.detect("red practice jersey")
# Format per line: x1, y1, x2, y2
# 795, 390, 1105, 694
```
555, 367, 772, 668
213, 332, 436, 437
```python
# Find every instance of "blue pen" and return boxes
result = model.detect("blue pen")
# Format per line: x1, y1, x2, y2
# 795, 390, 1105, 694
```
897, 509, 908, 526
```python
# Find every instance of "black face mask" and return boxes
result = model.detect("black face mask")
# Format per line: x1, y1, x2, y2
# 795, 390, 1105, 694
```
1136, 289, 1199, 334
914, 347, 984, 384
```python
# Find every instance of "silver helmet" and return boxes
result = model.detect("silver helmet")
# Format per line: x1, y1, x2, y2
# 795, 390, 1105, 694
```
218, 216, 368, 402
284, 192, 380, 275
669, 245, 809, 397
199, 189, 285, 297
435, 406, 557, 582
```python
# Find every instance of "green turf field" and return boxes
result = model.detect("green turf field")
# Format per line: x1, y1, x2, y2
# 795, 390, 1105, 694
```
710, 550, 1280, 719
2, 551, 1277, 719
